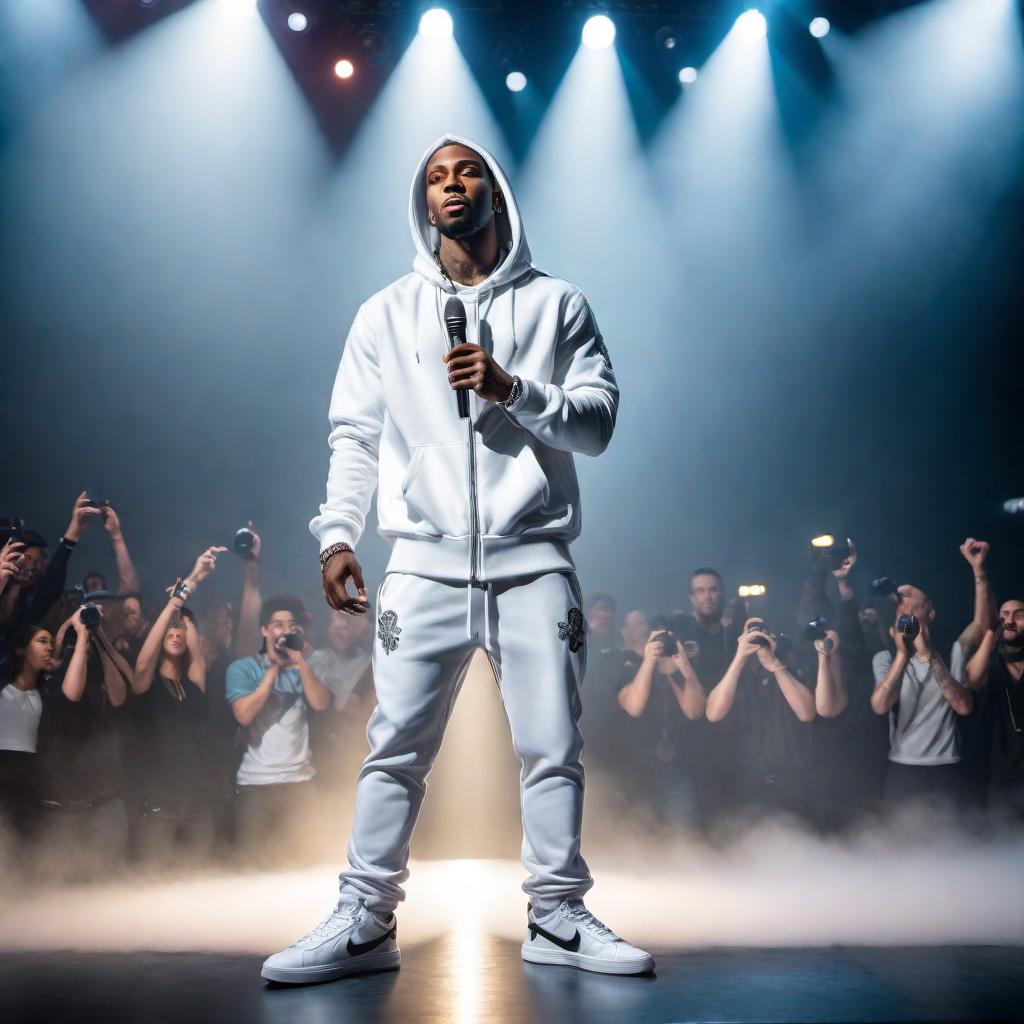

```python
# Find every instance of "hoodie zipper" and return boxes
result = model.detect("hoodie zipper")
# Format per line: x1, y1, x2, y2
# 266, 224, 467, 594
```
467, 410, 483, 587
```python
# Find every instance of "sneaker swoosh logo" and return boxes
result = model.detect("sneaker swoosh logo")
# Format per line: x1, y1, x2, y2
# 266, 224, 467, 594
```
346, 925, 397, 957
529, 922, 581, 952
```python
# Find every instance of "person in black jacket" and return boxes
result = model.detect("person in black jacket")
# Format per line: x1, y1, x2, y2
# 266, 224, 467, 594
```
797, 538, 890, 828
0, 493, 104, 666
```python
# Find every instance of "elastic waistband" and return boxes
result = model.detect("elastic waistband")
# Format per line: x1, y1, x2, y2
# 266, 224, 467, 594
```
387, 535, 574, 582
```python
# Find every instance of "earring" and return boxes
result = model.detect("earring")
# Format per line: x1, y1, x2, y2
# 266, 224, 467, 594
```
493, 195, 504, 214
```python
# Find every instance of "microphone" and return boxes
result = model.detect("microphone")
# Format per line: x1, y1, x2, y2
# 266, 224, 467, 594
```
443, 297, 470, 420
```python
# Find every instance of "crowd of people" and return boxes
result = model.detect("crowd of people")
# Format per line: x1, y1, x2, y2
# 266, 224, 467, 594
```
1, 493, 1021, 880
582, 537, 1024, 833
0, 494, 373, 876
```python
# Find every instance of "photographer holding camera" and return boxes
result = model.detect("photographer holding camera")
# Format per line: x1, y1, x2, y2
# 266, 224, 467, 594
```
705, 617, 817, 820
870, 585, 973, 807
616, 623, 707, 826
128, 547, 226, 864
797, 539, 892, 824
0, 493, 104, 660
34, 599, 134, 876
226, 595, 331, 858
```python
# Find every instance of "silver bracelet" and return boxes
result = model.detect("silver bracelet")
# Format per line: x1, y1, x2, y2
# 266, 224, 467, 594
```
320, 543, 354, 573
502, 375, 523, 410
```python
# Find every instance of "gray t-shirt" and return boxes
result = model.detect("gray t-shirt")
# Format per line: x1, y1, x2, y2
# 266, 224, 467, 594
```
872, 642, 964, 766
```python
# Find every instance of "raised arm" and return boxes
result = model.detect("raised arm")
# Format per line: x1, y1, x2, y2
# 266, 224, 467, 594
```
814, 630, 848, 718
230, 661, 279, 728
133, 546, 226, 694
102, 506, 141, 596
964, 628, 997, 690
60, 608, 92, 702
706, 632, 759, 722
133, 596, 185, 695
232, 523, 262, 660
870, 647, 907, 715
663, 637, 707, 721
957, 538, 996, 660
757, 636, 816, 723
934, 641, 973, 717
617, 633, 664, 718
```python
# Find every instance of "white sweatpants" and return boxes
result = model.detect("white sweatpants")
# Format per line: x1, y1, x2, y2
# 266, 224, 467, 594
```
338, 569, 593, 913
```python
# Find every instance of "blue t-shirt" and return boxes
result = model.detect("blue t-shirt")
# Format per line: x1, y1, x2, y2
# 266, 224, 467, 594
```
226, 655, 315, 786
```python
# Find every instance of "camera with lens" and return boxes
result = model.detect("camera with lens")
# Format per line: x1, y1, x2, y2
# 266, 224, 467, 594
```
275, 630, 305, 653
80, 603, 102, 630
871, 577, 899, 598
0, 516, 26, 546
746, 620, 775, 647
802, 616, 833, 653
655, 630, 679, 657
233, 526, 257, 558
896, 613, 920, 641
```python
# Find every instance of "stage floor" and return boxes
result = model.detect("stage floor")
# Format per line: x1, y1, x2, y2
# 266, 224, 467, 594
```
3, 942, 1023, 1024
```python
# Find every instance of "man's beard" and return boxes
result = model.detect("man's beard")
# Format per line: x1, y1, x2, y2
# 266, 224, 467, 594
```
436, 207, 486, 240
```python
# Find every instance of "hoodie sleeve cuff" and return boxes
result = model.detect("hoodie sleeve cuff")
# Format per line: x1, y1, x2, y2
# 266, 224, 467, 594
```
503, 377, 547, 419
315, 522, 361, 554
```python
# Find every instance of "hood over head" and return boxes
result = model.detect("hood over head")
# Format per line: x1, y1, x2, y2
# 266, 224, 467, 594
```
409, 133, 533, 293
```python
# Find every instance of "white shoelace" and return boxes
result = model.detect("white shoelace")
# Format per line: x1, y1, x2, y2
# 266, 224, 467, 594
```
295, 902, 362, 945
561, 900, 619, 942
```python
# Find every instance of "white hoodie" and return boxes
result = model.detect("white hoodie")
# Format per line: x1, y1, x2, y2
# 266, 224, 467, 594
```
310, 133, 619, 584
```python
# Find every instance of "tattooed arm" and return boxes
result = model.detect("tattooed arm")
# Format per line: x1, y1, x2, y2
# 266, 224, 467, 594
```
933, 646, 973, 716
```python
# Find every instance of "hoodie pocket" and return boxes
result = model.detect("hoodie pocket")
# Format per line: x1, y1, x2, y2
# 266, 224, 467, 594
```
401, 442, 471, 538
477, 444, 573, 536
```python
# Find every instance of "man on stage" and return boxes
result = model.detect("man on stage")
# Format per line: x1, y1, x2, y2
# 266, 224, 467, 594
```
262, 134, 654, 982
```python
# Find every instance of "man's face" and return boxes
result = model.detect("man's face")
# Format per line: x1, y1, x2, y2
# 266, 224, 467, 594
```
999, 600, 1024, 646
896, 585, 935, 623
425, 144, 498, 241
588, 600, 614, 636
262, 611, 298, 656
620, 610, 649, 650
689, 574, 724, 620
83, 574, 105, 594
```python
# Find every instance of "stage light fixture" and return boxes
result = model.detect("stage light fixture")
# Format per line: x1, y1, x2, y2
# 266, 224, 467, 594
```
656, 26, 679, 52
287, 11, 307, 32
582, 15, 616, 51
811, 534, 835, 549
678, 66, 698, 85
334, 58, 355, 80
505, 71, 527, 93
419, 8, 453, 40
809, 17, 830, 38
735, 9, 768, 38
738, 584, 767, 598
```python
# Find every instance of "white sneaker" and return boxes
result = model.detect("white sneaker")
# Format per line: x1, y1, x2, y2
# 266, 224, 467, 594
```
261, 900, 400, 984
522, 899, 655, 976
